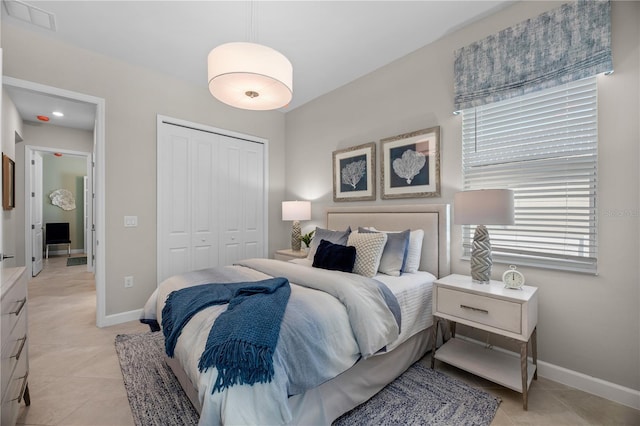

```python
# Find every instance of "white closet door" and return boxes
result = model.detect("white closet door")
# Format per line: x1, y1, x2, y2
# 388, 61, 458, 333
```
218, 136, 264, 265
158, 121, 265, 283
30, 151, 44, 276
190, 135, 218, 271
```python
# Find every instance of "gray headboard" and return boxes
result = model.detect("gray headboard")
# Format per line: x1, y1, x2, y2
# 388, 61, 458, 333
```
326, 204, 450, 278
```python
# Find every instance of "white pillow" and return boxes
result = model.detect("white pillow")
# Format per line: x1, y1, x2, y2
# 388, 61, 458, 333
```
368, 228, 424, 273
347, 231, 387, 278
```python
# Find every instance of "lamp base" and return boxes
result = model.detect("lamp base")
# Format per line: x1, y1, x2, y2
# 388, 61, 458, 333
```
470, 225, 492, 284
291, 220, 302, 251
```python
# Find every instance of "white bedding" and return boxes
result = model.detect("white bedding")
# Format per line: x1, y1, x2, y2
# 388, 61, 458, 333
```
144, 259, 435, 425
290, 258, 435, 351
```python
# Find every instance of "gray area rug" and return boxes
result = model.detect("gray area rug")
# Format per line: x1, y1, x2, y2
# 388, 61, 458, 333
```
66, 256, 87, 266
116, 332, 500, 426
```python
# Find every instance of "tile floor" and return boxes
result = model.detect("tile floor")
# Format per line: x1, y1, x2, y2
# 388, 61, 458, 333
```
15, 255, 640, 425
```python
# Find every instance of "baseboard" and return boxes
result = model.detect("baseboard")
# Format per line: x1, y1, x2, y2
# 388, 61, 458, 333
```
46, 249, 85, 256
453, 335, 639, 410
537, 361, 640, 410
99, 308, 143, 328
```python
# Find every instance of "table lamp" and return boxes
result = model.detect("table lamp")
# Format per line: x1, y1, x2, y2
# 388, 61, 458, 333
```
454, 189, 514, 284
282, 201, 311, 251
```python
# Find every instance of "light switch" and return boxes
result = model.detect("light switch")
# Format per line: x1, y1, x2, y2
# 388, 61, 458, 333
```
124, 216, 138, 227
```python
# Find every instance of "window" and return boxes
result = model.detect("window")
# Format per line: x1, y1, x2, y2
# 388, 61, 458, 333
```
461, 77, 598, 274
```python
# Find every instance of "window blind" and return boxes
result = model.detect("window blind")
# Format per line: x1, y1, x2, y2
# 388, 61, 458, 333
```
461, 77, 598, 274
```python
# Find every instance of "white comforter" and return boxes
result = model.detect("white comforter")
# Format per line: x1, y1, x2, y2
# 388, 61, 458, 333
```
142, 258, 434, 425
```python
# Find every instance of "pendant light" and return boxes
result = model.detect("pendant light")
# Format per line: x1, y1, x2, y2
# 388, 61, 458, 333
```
207, 3, 293, 110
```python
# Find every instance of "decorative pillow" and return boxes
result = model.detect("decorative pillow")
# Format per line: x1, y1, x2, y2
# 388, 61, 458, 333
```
359, 227, 410, 276
312, 239, 356, 273
347, 231, 387, 278
366, 228, 424, 273
307, 227, 351, 260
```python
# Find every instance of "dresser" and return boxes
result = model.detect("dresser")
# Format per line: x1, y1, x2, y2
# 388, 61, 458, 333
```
1, 267, 30, 425
431, 274, 538, 409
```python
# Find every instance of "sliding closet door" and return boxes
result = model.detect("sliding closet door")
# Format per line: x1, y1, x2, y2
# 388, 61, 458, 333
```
157, 120, 266, 283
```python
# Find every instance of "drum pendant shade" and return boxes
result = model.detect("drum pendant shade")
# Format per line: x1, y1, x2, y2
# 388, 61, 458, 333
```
208, 42, 293, 111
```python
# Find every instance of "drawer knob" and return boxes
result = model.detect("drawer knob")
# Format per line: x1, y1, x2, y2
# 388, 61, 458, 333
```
460, 304, 489, 314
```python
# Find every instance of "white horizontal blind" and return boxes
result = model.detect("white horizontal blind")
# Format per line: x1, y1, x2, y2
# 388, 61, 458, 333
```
461, 77, 598, 274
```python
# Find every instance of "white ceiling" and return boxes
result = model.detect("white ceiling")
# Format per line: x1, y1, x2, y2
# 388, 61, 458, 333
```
2, 0, 513, 130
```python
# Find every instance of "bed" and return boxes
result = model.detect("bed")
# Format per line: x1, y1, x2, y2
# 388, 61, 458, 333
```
142, 204, 450, 425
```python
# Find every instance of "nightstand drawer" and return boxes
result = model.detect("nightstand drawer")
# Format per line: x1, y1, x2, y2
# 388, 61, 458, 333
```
437, 287, 521, 334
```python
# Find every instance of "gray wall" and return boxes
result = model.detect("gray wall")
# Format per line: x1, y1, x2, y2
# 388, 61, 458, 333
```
42, 154, 86, 251
2, 24, 288, 316
285, 1, 639, 392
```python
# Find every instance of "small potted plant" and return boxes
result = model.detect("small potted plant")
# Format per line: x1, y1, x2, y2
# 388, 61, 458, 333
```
300, 230, 315, 252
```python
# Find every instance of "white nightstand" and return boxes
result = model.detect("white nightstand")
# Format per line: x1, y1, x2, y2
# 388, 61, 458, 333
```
431, 274, 538, 410
274, 249, 308, 261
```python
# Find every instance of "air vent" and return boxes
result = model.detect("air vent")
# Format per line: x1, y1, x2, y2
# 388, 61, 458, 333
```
3, 0, 56, 31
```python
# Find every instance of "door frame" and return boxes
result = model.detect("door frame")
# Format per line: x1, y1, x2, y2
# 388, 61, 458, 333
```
25, 146, 92, 271
5, 77, 108, 327
156, 115, 269, 283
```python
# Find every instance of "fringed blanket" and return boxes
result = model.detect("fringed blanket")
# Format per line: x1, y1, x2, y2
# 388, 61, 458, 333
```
161, 277, 291, 393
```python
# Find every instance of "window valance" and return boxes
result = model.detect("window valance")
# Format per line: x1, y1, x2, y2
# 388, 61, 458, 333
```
454, 0, 612, 111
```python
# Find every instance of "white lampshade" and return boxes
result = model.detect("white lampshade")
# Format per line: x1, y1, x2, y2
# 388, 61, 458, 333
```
454, 189, 514, 225
282, 201, 311, 221
208, 42, 293, 111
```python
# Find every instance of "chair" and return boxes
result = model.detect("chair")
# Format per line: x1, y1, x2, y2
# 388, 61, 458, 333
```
45, 223, 71, 259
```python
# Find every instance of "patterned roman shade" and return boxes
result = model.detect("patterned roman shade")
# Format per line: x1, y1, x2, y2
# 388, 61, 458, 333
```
454, 0, 612, 111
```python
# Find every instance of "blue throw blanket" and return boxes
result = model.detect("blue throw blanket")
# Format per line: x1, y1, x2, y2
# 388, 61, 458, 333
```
161, 277, 291, 393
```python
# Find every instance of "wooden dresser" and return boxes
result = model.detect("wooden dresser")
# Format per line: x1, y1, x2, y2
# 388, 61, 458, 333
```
1, 267, 30, 425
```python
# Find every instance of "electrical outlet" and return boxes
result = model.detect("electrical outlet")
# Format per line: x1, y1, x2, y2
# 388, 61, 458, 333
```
124, 276, 134, 288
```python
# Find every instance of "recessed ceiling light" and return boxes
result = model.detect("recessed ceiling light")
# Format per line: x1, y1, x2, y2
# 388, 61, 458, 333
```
52, 111, 64, 117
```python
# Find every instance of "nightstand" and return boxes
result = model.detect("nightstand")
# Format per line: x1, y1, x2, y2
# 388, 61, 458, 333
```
274, 249, 308, 261
431, 274, 538, 410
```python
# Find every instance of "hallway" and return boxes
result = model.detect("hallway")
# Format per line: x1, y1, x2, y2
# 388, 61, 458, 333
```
17, 255, 145, 425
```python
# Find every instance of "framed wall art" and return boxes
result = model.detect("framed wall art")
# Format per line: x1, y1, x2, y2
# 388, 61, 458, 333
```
332, 142, 376, 202
2, 153, 15, 210
381, 126, 440, 199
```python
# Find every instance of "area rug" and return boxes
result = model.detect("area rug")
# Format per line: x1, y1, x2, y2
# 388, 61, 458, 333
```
66, 256, 87, 266
115, 332, 500, 426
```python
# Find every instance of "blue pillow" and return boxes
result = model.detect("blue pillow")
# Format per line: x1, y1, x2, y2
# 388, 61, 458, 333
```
358, 227, 410, 276
307, 226, 351, 259
312, 239, 356, 273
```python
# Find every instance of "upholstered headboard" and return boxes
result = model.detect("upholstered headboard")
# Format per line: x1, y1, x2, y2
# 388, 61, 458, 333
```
326, 204, 450, 278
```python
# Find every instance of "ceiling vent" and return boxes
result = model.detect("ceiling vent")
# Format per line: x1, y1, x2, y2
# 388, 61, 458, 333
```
3, 0, 56, 31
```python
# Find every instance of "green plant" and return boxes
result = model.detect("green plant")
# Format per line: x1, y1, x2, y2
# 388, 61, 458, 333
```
300, 230, 315, 248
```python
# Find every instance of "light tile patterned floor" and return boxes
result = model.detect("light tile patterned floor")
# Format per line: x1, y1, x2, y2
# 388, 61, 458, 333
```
16, 255, 640, 425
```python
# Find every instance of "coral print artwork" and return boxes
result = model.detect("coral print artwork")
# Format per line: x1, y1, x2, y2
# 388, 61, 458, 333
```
390, 145, 428, 186
333, 142, 376, 202
341, 155, 367, 191
381, 127, 440, 199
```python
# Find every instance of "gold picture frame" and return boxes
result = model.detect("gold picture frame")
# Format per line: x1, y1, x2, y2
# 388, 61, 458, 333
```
381, 126, 440, 199
3, 153, 15, 210
332, 142, 376, 202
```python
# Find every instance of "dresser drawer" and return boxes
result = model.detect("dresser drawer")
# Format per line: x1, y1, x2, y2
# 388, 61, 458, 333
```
1, 314, 27, 396
1, 278, 27, 346
1, 348, 28, 426
437, 287, 522, 334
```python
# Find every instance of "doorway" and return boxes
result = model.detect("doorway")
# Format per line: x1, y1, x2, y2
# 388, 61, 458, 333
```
26, 147, 92, 277
3, 76, 108, 327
